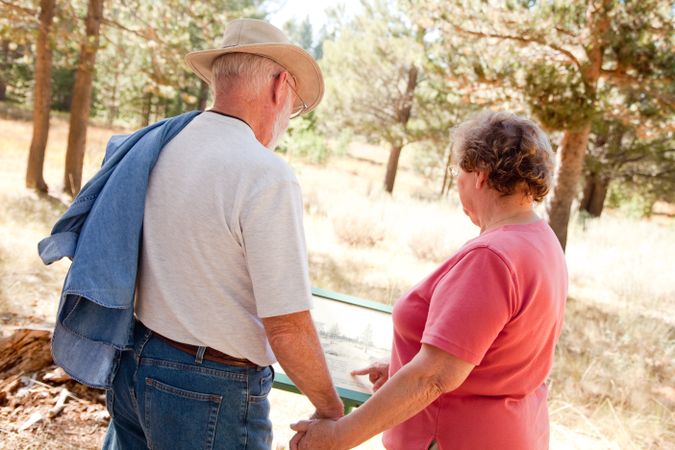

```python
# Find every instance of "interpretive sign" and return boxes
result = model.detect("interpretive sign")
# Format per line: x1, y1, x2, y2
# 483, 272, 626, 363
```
273, 287, 393, 411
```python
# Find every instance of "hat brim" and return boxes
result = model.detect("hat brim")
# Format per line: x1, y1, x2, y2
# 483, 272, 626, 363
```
185, 43, 324, 116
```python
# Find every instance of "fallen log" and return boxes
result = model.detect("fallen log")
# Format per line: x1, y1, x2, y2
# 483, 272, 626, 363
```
0, 328, 53, 380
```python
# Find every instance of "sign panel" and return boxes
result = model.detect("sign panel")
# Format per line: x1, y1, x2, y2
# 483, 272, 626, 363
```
273, 288, 393, 407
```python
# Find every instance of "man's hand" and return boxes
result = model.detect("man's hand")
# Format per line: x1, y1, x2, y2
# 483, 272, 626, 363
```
290, 419, 346, 450
351, 362, 389, 392
311, 408, 343, 420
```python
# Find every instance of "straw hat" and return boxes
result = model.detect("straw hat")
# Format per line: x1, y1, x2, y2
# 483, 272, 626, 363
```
185, 19, 324, 116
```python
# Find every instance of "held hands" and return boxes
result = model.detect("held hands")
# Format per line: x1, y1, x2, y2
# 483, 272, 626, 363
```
289, 362, 389, 449
290, 401, 345, 449
290, 419, 344, 450
351, 362, 390, 392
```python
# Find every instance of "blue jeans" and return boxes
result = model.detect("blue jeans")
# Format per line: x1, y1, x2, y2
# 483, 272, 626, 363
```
102, 320, 274, 450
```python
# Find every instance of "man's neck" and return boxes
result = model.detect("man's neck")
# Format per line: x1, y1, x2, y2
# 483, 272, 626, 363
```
211, 97, 274, 147
207, 109, 252, 129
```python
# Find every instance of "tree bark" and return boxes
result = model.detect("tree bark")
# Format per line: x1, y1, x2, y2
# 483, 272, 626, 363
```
0, 78, 5, 101
0, 40, 7, 100
545, 0, 610, 249
579, 171, 610, 217
440, 146, 453, 196
545, 126, 591, 249
383, 64, 418, 194
25, 0, 56, 193
141, 91, 152, 127
0, 328, 53, 380
197, 80, 209, 110
384, 143, 403, 193
63, 0, 104, 197
107, 69, 119, 127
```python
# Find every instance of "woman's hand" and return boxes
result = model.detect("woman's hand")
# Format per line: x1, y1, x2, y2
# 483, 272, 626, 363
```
290, 419, 346, 450
351, 362, 390, 392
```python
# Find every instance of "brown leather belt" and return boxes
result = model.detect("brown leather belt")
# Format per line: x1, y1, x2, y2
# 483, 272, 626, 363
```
153, 331, 258, 368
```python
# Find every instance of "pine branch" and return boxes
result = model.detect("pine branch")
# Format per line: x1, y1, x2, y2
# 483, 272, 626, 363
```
0, 0, 36, 17
554, 26, 577, 38
449, 24, 582, 71
599, 68, 638, 85
101, 17, 168, 46
101, 17, 150, 41
601, 68, 674, 88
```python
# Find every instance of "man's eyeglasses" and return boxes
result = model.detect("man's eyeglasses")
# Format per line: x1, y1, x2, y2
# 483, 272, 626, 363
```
274, 72, 307, 119
447, 165, 460, 177
285, 79, 307, 119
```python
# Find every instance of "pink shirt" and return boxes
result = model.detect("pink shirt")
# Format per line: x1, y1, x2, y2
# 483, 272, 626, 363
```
383, 220, 568, 450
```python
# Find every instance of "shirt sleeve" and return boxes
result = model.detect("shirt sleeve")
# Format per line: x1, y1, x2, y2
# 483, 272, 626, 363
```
421, 247, 517, 366
239, 180, 313, 318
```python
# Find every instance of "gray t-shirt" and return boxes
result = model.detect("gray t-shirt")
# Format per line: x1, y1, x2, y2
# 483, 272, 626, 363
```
136, 112, 313, 366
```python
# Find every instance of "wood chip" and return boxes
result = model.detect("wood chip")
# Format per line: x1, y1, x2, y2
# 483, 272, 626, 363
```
91, 410, 110, 422
18, 411, 43, 432
48, 388, 69, 418
43, 367, 71, 383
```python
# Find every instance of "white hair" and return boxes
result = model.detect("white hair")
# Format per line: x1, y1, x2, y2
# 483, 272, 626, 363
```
211, 52, 284, 94
267, 92, 294, 150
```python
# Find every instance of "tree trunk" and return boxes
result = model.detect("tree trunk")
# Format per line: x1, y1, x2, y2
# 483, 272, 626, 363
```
0, 40, 8, 101
0, 328, 53, 380
578, 173, 593, 213
25, 0, 56, 193
384, 64, 418, 194
579, 171, 610, 217
197, 80, 209, 110
440, 146, 453, 196
545, 126, 591, 249
384, 143, 403, 194
141, 91, 152, 127
107, 69, 119, 127
545, 0, 609, 249
63, 0, 104, 197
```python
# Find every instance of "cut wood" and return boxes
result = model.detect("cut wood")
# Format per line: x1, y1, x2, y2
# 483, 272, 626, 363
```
18, 411, 44, 432
0, 328, 53, 380
43, 366, 71, 383
49, 388, 69, 417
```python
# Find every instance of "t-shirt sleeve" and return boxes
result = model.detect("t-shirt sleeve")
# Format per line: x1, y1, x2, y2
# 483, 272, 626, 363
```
421, 247, 517, 366
239, 179, 313, 318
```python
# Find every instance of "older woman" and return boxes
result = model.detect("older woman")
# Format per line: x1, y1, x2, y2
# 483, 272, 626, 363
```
291, 111, 568, 449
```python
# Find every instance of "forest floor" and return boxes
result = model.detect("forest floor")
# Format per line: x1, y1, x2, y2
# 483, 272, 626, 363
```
1, 115, 673, 449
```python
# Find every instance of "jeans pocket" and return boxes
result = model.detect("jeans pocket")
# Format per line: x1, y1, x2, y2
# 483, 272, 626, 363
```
248, 367, 274, 403
143, 377, 222, 450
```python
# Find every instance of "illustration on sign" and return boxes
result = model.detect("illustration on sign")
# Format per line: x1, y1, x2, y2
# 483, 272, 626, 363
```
274, 290, 393, 396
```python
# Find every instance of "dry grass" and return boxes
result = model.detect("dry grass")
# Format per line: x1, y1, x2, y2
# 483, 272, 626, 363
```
333, 209, 386, 248
1, 115, 674, 449
407, 226, 455, 263
545, 214, 675, 449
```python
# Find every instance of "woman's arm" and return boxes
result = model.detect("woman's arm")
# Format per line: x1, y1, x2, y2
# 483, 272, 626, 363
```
290, 344, 474, 450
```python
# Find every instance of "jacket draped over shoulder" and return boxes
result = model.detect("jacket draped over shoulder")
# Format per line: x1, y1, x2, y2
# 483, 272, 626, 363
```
38, 111, 201, 389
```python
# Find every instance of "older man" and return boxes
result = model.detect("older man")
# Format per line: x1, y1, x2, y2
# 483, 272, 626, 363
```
100, 19, 342, 449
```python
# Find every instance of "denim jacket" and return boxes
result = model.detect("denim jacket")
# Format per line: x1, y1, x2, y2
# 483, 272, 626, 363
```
38, 111, 201, 389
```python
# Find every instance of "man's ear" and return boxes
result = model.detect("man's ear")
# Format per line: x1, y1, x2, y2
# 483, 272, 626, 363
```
271, 71, 289, 107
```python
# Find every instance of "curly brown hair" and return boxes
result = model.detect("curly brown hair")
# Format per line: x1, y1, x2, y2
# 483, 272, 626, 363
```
452, 111, 554, 202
